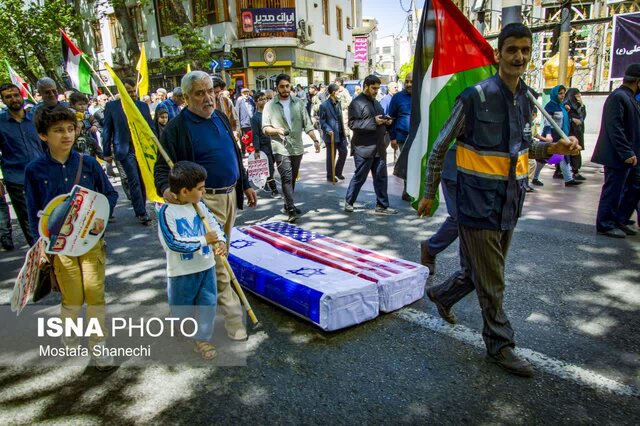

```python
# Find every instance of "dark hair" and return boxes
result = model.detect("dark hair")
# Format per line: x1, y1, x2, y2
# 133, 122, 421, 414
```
275, 74, 291, 86
69, 91, 88, 105
498, 23, 533, 52
327, 83, 339, 95
0, 83, 20, 98
212, 77, 226, 89
253, 91, 266, 102
122, 77, 136, 87
169, 161, 208, 194
363, 75, 381, 87
335, 78, 344, 85
34, 104, 76, 134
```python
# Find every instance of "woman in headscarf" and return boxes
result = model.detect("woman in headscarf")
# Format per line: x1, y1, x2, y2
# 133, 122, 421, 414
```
564, 88, 587, 180
542, 85, 582, 186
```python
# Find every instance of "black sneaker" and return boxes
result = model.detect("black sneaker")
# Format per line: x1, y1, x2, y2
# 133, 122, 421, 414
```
617, 224, 638, 236
271, 189, 280, 198
486, 347, 534, 377
531, 179, 543, 186
574, 173, 586, 181
0, 237, 15, 251
565, 180, 583, 187
337, 175, 345, 180
137, 213, 152, 225
553, 172, 563, 179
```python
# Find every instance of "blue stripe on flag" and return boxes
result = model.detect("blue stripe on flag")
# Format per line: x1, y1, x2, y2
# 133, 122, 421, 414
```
229, 254, 323, 324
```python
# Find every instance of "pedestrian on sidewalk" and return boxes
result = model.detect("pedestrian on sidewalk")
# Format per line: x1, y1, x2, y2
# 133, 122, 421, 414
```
592, 63, 640, 238
344, 75, 396, 215
564, 88, 587, 180
418, 23, 581, 378
542, 85, 582, 187
388, 73, 414, 200
319, 84, 348, 183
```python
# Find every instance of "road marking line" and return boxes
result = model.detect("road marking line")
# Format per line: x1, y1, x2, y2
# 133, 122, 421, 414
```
397, 308, 640, 398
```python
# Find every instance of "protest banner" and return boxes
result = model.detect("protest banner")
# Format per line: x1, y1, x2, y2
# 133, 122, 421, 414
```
247, 152, 270, 189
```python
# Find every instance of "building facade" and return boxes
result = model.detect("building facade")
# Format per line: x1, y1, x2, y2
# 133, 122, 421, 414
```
375, 34, 411, 81
80, 0, 357, 91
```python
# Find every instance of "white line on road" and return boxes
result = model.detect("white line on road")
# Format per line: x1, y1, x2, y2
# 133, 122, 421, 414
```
397, 308, 640, 398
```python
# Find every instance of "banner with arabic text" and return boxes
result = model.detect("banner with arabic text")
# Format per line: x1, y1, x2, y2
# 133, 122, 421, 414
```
610, 12, 640, 80
241, 8, 296, 33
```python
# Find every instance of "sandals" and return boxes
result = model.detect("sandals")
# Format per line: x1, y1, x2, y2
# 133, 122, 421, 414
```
193, 341, 217, 360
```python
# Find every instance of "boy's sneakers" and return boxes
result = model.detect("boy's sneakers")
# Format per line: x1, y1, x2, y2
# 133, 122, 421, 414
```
374, 206, 398, 215
137, 213, 152, 225
92, 343, 116, 372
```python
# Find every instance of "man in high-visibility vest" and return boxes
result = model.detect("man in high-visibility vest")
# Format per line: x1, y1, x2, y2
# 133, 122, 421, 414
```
418, 23, 580, 378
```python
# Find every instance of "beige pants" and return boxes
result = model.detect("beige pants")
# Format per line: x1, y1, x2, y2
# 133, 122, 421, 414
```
202, 189, 245, 334
54, 239, 106, 349
528, 159, 536, 181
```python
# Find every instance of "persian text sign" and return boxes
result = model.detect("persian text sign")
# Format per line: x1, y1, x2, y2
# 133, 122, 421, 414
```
247, 152, 270, 188
610, 12, 640, 79
354, 37, 369, 63
241, 8, 296, 33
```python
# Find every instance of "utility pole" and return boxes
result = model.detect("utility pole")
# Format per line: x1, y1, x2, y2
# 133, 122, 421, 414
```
501, 0, 522, 26
407, 0, 414, 49
558, 0, 572, 87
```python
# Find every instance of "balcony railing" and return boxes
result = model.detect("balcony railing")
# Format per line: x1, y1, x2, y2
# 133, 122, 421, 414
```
237, 0, 297, 39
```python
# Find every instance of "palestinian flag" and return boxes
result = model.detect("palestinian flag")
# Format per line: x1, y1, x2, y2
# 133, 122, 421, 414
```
4, 60, 34, 102
394, 0, 496, 213
60, 28, 92, 94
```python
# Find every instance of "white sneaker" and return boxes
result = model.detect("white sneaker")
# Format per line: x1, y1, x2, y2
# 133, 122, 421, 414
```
91, 343, 115, 371
344, 203, 354, 212
227, 328, 248, 341
374, 206, 398, 215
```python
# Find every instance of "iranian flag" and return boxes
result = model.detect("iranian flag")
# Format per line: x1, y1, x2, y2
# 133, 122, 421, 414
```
4, 60, 34, 102
60, 28, 92, 94
394, 0, 496, 212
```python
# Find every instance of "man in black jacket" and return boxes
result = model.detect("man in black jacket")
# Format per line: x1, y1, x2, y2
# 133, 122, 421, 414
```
154, 71, 258, 341
344, 75, 396, 214
592, 63, 640, 238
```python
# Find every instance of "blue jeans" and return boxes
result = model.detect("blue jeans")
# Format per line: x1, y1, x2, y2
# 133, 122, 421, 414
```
345, 154, 389, 208
597, 164, 640, 231
119, 151, 147, 217
167, 267, 217, 341
427, 178, 459, 256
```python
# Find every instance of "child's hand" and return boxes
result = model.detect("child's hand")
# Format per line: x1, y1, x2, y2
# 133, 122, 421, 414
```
214, 241, 227, 257
204, 231, 219, 245
90, 218, 105, 235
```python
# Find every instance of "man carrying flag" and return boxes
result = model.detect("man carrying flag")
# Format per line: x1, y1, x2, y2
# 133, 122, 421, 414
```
403, 6, 579, 376
102, 77, 155, 225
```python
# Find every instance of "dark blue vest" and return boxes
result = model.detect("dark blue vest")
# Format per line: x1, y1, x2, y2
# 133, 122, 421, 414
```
456, 74, 533, 230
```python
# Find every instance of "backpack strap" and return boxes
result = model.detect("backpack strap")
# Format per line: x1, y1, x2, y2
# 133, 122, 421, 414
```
73, 154, 84, 187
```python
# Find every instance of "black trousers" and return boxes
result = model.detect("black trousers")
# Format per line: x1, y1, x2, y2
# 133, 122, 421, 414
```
430, 224, 515, 355
274, 154, 303, 211
4, 181, 35, 245
325, 141, 347, 180
596, 164, 640, 232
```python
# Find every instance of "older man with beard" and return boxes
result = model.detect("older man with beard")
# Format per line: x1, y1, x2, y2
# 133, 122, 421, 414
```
155, 71, 258, 341
29, 77, 66, 119
0, 83, 45, 246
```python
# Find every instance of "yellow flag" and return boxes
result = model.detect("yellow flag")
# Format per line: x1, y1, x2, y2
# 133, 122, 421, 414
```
136, 44, 149, 97
186, 63, 192, 73
105, 62, 162, 203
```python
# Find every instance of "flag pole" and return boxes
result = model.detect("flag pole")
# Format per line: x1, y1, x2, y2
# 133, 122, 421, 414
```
82, 56, 114, 98
526, 90, 571, 141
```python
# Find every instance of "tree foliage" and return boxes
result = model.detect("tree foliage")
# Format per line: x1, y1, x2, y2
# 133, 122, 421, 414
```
0, 0, 76, 87
398, 56, 414, 81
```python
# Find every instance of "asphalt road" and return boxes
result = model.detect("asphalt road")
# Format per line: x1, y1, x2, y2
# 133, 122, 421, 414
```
0, 134, 638, 424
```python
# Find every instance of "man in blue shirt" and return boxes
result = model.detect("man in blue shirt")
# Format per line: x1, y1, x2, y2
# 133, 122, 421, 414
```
102, 77, 154, 225
155, 71, 258, 342
379, 81, 398, 114
29, 77, 67, 119
0, 83, 45, 246
388, 73, 413, 200
157, 87, 184, 121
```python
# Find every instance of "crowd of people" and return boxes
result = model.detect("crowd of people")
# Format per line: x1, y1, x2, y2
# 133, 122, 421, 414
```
0, 21, 638, 374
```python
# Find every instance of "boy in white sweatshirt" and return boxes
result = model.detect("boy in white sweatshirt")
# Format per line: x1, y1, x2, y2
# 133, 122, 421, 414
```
157, 161, 226, 360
